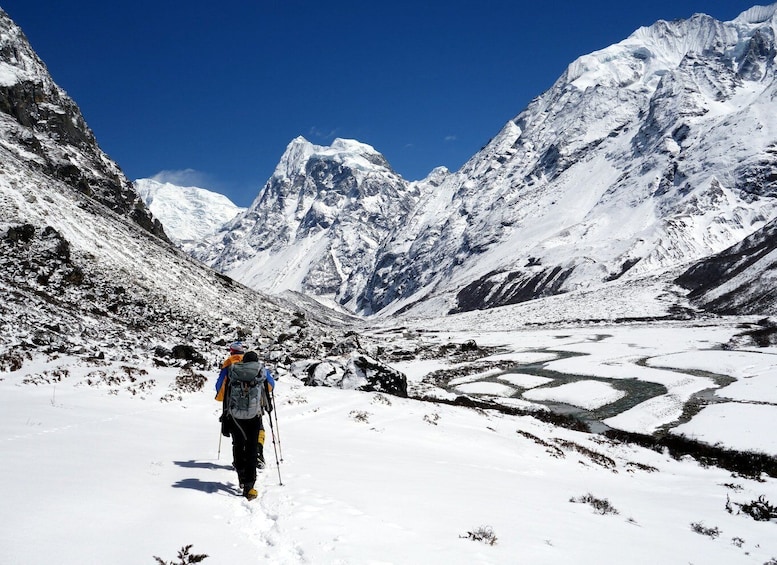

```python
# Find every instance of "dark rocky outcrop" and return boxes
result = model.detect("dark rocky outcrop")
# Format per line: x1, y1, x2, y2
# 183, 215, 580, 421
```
0, 9, 166, 240
676, 218, 777, 314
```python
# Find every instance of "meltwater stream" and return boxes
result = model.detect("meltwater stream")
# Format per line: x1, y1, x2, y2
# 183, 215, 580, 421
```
441, 343, 734, 435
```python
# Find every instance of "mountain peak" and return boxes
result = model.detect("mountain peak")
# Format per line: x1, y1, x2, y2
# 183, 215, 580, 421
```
735, 3, 777, 24
135, 178, 245, 242
274, 136, 393, 182
190, 4, 777, 318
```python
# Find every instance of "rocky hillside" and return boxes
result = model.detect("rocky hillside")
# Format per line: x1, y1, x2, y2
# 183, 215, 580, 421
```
0, 8, 405, 396
0, 9, 165, 239
677, 216, 777, 315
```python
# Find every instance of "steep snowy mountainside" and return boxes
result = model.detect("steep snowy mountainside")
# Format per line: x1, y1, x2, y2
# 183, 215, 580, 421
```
194, 137, 442, 309
135, 178, 245, 243
0, 143, 295, 360
676, 215, 777, 315
360, 4, 777, 316
0, 9, 164, 239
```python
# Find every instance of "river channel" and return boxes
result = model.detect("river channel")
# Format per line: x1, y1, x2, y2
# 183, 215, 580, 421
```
437, 344, 735, 434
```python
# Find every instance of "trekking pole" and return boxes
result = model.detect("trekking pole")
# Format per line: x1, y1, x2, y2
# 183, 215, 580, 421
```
271, 389, 283, 462
217, 429, 222, 460
267, 416, 283, 486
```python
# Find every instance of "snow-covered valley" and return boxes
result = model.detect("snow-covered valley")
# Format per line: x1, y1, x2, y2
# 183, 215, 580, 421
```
2, 320, 776, 564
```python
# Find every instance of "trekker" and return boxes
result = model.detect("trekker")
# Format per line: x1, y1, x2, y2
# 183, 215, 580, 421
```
215, 341, 245, 401
216, 345, 276, 500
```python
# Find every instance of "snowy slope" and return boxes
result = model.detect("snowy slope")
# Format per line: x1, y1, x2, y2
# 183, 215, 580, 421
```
677, 216, 777, 314
135, 178, 245, 243
0, 8, 165, 240
193, 137, 441, 307
365, 4, 777, 317
1, 8, 777, 564
2, 322, 776, 564
198, 5, 777, 319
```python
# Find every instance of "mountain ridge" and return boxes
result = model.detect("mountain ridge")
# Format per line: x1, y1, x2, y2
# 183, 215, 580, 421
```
193, 3, 777, 318
0, 8, 166, 240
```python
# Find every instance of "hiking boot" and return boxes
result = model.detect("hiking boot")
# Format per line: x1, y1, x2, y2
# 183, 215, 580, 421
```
257, 454, 266, 470
244, 486, 258, 500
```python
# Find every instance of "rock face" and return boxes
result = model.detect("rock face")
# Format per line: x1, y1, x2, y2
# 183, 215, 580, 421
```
676, 217, 777, 315
196, 6, 777, 317
194, 137, 439, 312
296, 353, 408, 397
0, 9, 165, 239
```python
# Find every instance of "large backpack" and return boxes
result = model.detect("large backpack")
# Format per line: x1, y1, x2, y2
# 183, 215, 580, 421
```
226, 360, 266, 420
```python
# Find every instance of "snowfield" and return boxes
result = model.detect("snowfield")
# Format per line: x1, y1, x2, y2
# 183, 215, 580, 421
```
2, 321, 776, 565
522, 380, 626, 410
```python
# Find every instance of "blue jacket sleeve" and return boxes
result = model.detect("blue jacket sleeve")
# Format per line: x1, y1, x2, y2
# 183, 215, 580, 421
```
265, 368, 276, 389
215, 366, 229, 392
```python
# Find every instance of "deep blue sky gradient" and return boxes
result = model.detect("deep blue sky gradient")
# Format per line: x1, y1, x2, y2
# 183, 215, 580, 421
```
1, 1, 760, 206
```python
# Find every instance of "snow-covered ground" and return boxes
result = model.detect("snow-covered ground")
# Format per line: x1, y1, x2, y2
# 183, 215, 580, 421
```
2, 321, 776, 564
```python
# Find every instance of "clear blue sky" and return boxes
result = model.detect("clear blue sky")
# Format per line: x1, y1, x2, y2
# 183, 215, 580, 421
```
1, 0, 760, 207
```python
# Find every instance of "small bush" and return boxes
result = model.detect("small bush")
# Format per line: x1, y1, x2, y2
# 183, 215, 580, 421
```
460, 525, 497, 546
516, 430, 565, 458
721, 482, 744, 492
0, 350, 28, 372
153, 544, 208, 564
423, 413, 440, 425
570, 493, 619, 515
173, 368, 207, 393
690, 522, 720, 538
372, 393, 393, 406
349, 410, 370, 423
625, 461, 658, 473
735, 495, 777, 522
555, 439, 616, 470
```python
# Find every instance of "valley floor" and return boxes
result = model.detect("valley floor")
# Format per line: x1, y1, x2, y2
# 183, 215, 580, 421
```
1, 321, 776, 564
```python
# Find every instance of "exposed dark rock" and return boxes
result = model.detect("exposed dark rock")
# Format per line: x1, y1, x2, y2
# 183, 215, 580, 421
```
676, 217, 777, 314
5, 223, 36, 243
171, 345, 206, 364
349, 354, 407, 397
0, 10, 167, 241
452, 266, 574, 313
298, 353, 408, 398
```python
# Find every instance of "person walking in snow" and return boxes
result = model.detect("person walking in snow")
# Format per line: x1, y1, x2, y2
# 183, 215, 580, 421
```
215, 341, 245, 401
215, 343, 276, 499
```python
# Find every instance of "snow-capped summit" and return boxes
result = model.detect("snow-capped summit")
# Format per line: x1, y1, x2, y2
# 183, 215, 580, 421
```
361, 4, 777, 315
735, 3, 777, 24
135, 178, 245, 243
273, 136, 392, 181
194, 137, 429, 309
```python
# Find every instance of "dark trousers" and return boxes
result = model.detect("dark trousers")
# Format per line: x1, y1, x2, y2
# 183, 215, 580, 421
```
229, 416, 260, 489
